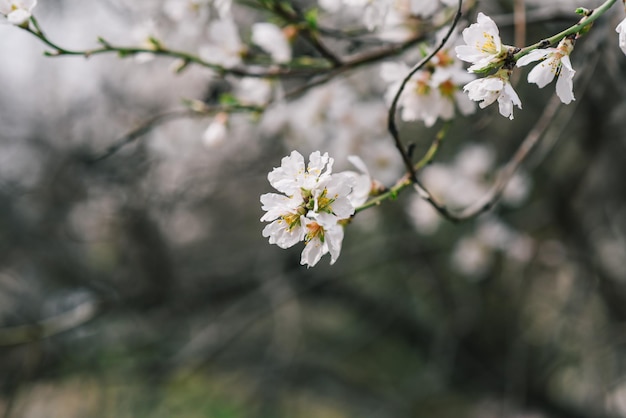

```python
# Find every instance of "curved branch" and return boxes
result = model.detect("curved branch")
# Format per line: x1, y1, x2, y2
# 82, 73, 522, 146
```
386, 0, 464, 182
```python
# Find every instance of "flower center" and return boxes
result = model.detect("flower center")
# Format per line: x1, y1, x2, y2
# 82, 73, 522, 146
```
479, 32, 497, 54
435, 51, 454, 67
306, 221, 325, 243
281, 213, 301, 231
438, 79, 456, 98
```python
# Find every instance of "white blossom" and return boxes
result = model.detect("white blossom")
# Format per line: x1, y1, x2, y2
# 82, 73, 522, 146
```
617, 18, 626, 55
199, 18, 244, 68
301, 213, 345, 267
0, 0, 36, 25
251, 23, 292, 64
406, 0, 457, 17
202, 113, 228, 147
381, 60, 474, 127
235, 77, 272, 106
261, 194, 307, 249
452, 236, 492, 279
406, 194, 441, 235
462, 70, 521, 120
261, 151, 359, 267
455, 12, 506, 73
516, 38, 576, 104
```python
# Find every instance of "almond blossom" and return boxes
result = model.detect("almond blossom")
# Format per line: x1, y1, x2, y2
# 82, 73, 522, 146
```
463, 70, 521, 119
301, 213, 345, 266
516, 38, 576, 104
251, 23, 292, 64
381, 57, 475, 127
0, 0, 36, 26
455, 12, 507, 73
199, 18, 245, 69
261, 151, 367, 267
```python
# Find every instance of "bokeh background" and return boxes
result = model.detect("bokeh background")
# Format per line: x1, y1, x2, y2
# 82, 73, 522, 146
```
1, 0, 626, 417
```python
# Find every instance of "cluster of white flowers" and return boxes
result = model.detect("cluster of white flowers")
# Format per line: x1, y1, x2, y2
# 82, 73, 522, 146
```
260, 151, 370, 267
451, 217, 534, 279
318, 0, 457, 37
455, 9, 626, 119
381, 35, 475, 127
0, 0, 36, 25
455, 13, 523, 119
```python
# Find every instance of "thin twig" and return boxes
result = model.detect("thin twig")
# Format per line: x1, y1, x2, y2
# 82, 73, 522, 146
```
0, 300, 99, 346
87, 109, 199, 163
420, 93, 562, 222
386, 0, 464, 182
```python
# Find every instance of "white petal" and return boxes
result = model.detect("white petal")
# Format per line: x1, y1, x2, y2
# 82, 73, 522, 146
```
555, 59, 575, 104
7, 9, 30, 25
616, 19, 626, 55
262, 219, 304, 249
325, 224, 344, 264
301, 237, 325, 267
498, 82, 522, 120
516, 49, 551, 67
454, 90, 476, 116
267, 150, 305, 194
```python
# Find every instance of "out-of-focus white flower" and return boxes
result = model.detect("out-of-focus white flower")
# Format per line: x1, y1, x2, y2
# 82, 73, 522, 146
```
202, 113, 228, 147
363, 0, 393, 30
381, 63, 442, 126
0, 0, 36, 25
213, 0, 232, 17
163, 0, 229, 21
616, 18, 626, 55
431, 66, 476, 118
455, 12, 506, 73
506, 234, 534, 263
251, 23, 292, 64
382, 34, 476, 126
452, 236, 492, 279
318, 0, 392, 31
262, 151, 362, 267
463, 70, 521, 119
199, 18, 245, 68
406, 194, 441, 235
235, 77, 273, 106
516, 37, 576, 104
130, 20, 161, 63
454, 144, 495, 178
406, 0, 457, 17
318, 0, 342, 12
502, 172, 532, 206
452, 216, 535, 278
164, 0, 209, 22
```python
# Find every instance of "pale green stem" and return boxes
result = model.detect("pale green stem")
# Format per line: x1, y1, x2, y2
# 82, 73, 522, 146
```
515, 0, 619, 59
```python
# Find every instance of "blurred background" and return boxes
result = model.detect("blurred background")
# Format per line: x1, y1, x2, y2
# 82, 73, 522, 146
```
1, 0, 626, 417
